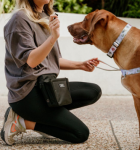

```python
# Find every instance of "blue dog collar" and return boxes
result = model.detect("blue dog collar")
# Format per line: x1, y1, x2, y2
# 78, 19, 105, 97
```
107, 24, 132, 58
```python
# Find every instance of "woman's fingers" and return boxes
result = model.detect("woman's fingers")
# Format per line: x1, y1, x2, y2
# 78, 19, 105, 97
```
89, 60, 99, 66
49, 18, 60, 26
86, 64, 94, 71
52, 24, 60, 30
49, 23, 60, 32
49, 15, 60, 39
83, 58, 100, 72
49, 15, 58, 22
90, 58, 100, 63
90, 57, 98, 61
52, 18, 60, 25
49, 19, 60, 30
50, 22, 60, 30
87, 62, 94, 68
87, 65, 93, 71
88, 60, 99, 66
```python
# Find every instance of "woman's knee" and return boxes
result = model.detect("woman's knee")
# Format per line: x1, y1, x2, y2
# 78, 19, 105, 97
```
90, 84, 102, 103
95, 86, 102, 101
74, 125, 90, 143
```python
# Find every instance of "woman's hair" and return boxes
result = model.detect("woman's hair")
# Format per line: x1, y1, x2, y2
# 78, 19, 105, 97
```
14, 0, 54, 30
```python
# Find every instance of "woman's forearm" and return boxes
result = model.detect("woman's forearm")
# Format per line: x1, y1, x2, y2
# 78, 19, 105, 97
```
27, 35, 57, 68
59, 58, 82, 70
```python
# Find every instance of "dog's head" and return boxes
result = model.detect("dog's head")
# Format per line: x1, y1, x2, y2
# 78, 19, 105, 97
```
68, 9, 116, 51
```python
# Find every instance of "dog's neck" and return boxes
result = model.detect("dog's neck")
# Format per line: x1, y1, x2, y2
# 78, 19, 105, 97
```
105, 19, 140, 70
113, 28, 140, 70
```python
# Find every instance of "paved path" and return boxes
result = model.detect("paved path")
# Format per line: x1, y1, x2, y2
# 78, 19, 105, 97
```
0, 96, 139, 150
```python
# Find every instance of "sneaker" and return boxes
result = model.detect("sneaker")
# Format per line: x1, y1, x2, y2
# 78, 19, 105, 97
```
1, 107, 26, 146
35, 131, 55, 139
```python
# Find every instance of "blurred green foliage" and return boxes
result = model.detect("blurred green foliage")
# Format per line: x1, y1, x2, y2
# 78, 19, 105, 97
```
0, 0, 140, 18
123, 0, 140, 18
54, 0, 92, 14
0, 0, 15, 13
104, 0, 131, 17
104, 0, 140, 18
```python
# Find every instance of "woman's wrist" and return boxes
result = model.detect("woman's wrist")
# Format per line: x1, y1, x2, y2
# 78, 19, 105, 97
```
75, 61, 83, 70
49, 35, 57, 46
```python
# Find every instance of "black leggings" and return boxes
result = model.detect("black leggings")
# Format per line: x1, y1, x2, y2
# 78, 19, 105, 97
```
10, 81, 102, 143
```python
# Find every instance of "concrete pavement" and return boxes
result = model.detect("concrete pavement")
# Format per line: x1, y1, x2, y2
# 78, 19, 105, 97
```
0, 96, 139, 150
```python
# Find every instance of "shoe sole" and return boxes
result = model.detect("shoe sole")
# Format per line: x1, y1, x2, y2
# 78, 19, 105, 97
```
35, 131, 55, 139
0, 107, 11, 145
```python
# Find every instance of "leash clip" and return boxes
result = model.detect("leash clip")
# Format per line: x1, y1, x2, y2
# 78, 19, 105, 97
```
122, 73, 126, 79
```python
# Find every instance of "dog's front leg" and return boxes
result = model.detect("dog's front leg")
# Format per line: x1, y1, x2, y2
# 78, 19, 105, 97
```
133, 95, 140, 136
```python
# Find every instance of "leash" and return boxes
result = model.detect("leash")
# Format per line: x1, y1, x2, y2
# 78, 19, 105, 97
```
92, 60, 121, 71
90, 24, 132, 72
91, 24, 140, 78
92, 60, 140, 79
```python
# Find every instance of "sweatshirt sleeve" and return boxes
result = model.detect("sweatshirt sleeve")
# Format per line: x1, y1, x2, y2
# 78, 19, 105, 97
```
5, 31, 37, 68
4, 10, 38, 68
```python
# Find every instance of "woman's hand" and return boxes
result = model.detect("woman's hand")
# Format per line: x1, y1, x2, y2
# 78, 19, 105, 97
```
59, 58, 99, 71
49, 14, 60, 40
79, 58, 100, 72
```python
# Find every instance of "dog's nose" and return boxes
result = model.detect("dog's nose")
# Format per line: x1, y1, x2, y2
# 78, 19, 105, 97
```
67, 25, 72, 32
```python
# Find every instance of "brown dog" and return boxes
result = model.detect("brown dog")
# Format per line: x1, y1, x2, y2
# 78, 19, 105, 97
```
68, 9, 140, 132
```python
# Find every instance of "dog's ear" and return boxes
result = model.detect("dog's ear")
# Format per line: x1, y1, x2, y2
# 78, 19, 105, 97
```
89, 10, 109, 35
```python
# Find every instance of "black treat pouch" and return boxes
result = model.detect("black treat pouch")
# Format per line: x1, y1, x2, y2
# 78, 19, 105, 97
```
38, 74, 72, 107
